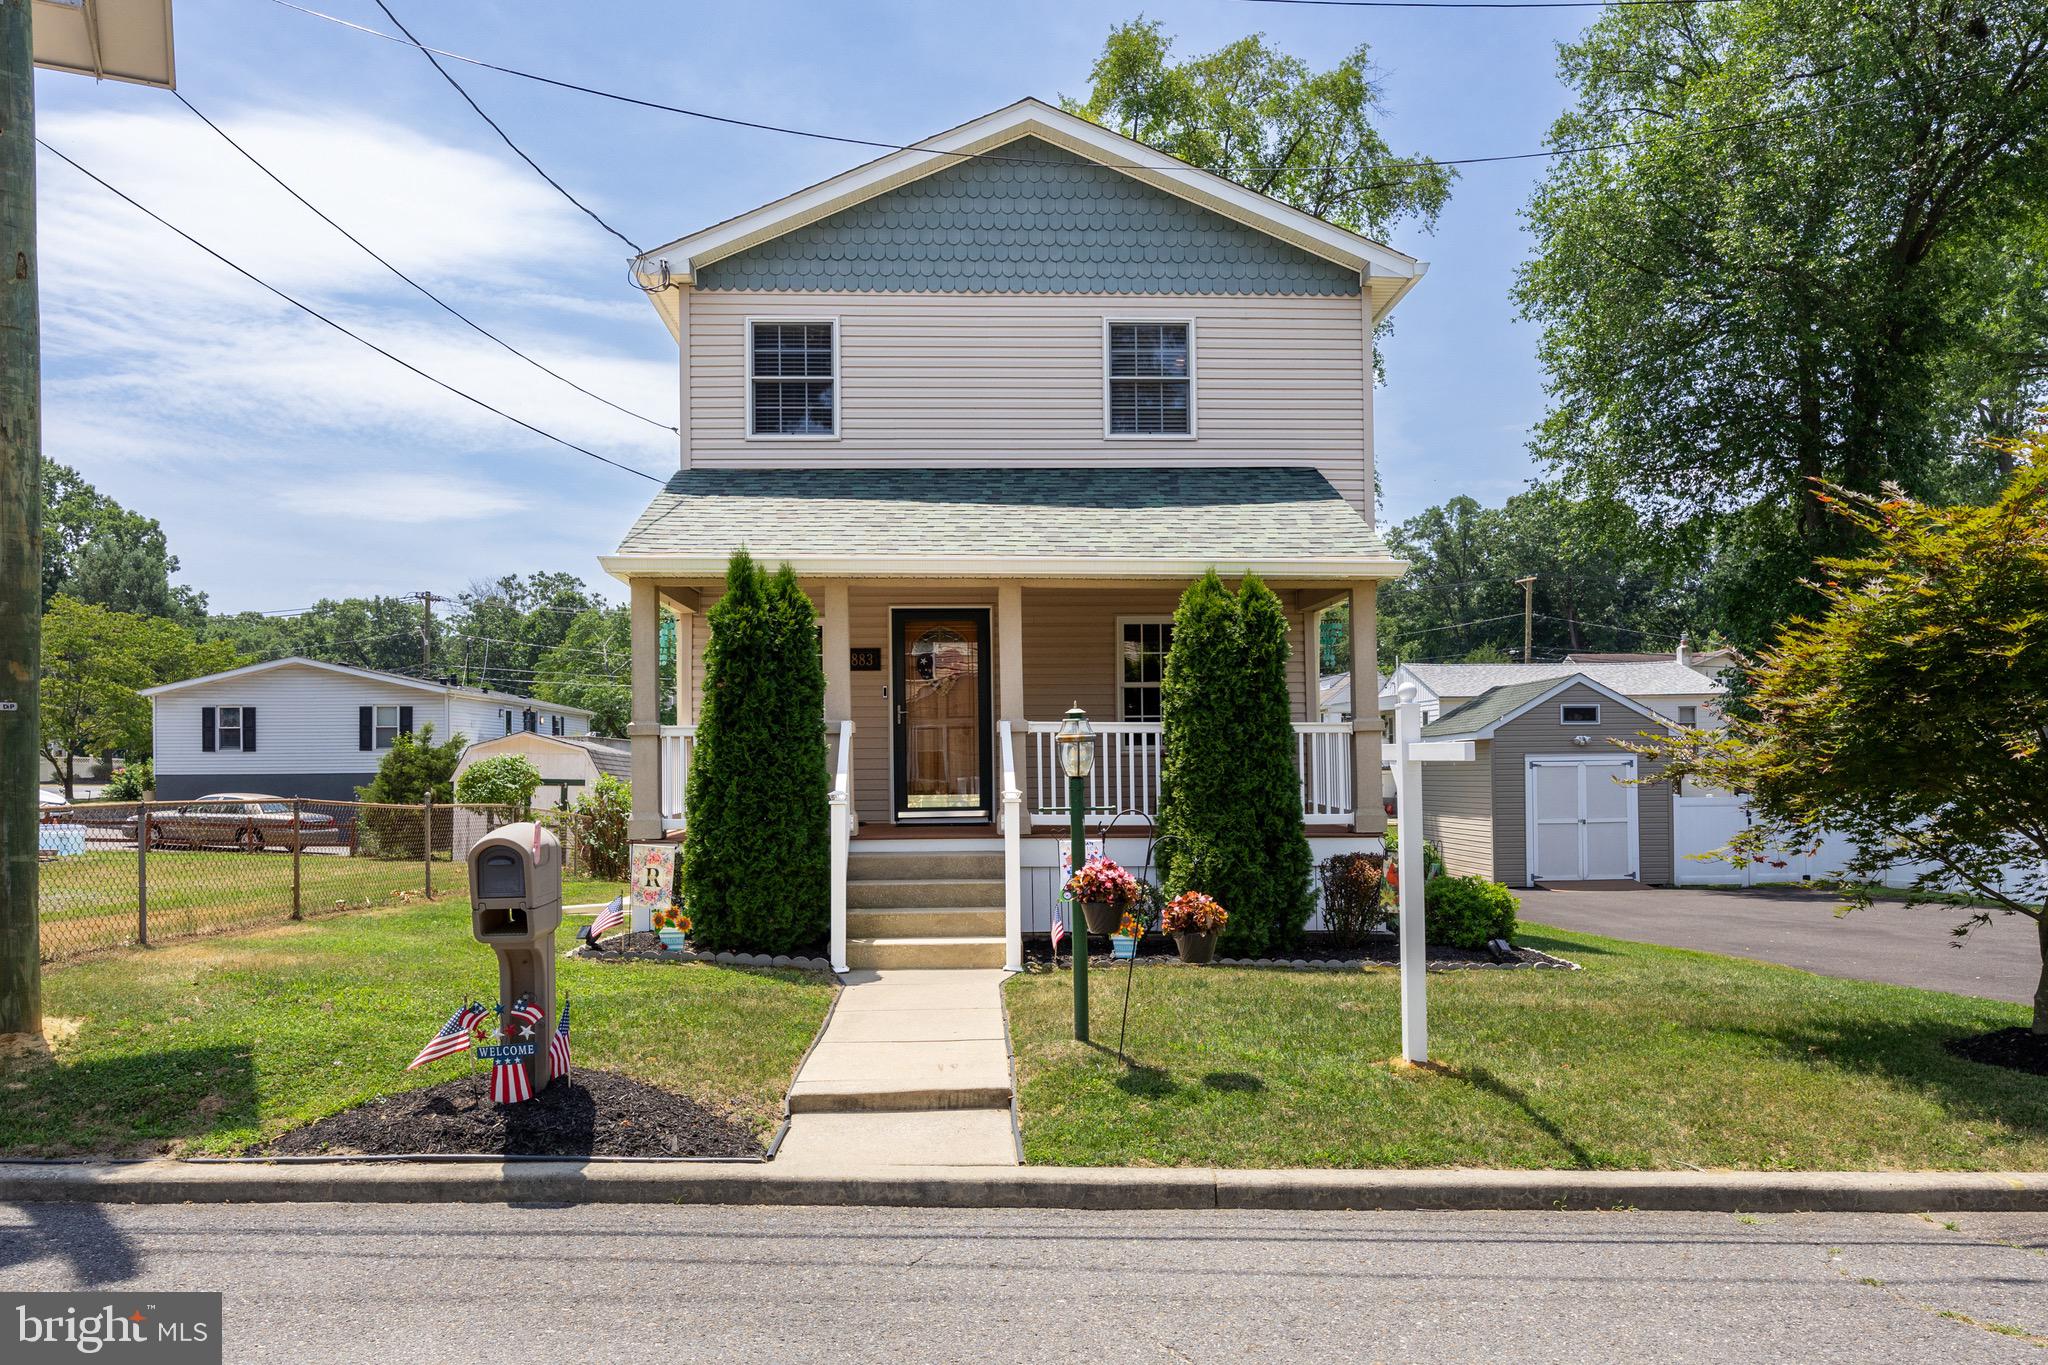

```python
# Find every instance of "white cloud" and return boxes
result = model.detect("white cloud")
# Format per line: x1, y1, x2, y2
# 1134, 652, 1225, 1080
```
278, 477, 532, 525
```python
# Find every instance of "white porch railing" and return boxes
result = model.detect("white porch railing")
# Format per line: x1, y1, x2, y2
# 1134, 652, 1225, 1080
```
998, 719, 1023, 972
829, 719, 854, 974
1026, 720, 1354, 826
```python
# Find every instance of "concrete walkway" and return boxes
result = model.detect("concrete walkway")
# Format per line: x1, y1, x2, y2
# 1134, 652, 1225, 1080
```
775, 969, 1018, 1170
1515, 884, 2039, 1003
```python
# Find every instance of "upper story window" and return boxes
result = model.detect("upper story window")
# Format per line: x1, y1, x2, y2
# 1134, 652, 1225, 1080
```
216, 705, 246, 752
1105, 321, 1193, 437
1119, 619, 1175, 721
373, 705, 403, 750
1560, 702, 1601, 726
1677, 705, 1698, 727
749, 319, 837, 437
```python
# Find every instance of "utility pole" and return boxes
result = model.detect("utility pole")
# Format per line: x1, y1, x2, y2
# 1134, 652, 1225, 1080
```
1516, 576, 1538, 664
412, 591, 447, 673
1, 0, 41, 1039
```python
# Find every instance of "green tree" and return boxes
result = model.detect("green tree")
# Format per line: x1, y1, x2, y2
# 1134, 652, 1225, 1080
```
530, 604, 670, 737
454, 754, 545, 815
204, 595, 436, 676
450, 572, 598, 693
1638, 439, 2048, 1031
1063, 19, 1453, 240
38, 598, 240, 798
355, 723, 465, 806
680, 552, 830, 954
1517, 0, 2048, 648
1156, 570, 1314, 956
41, 461, 206, 624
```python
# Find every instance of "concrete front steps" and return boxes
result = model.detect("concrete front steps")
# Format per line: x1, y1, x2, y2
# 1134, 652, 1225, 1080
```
845, 850, 1006, 970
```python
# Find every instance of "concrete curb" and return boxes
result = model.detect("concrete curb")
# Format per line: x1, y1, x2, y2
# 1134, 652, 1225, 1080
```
4, 1162, 2046, 1213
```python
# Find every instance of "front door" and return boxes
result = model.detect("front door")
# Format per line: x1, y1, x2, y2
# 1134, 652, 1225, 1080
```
1529, 758, 1637, 882
891, 609, 993, 822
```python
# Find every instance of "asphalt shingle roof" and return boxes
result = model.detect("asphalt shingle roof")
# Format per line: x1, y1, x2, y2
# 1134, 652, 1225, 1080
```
1396, 661, 1722, 701
1420, 678, 1575, 739
615, 467, 1395, 563
561, 737, 631, 780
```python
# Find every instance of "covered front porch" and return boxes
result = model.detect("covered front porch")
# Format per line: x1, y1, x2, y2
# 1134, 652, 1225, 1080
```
601, 467, 1401, 971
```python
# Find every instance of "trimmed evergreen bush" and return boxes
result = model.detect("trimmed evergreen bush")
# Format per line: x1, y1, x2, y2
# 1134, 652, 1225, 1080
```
1156, 570, 1315, 956
1386, 874, 1519, 949
679, 551, 830, 954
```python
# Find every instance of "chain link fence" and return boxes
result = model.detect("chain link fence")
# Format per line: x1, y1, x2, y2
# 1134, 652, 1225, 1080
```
36, 798, 519, 962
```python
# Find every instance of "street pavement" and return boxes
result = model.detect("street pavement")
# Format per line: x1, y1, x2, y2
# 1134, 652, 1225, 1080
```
1515, 884, 2038, 1004
3, 1202, 2044, 1361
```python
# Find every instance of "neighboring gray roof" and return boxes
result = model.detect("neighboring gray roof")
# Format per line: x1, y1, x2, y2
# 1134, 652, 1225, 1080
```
560, 737, 631, 781
139, 656, 596, 715
1421, 675, 1657, 740
695, 136, 1360, 297
615, 467, 1394, 563
1391, 661, 1722, 703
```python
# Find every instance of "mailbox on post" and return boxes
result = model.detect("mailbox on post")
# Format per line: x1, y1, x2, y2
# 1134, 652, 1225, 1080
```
467, 823, 563, 1095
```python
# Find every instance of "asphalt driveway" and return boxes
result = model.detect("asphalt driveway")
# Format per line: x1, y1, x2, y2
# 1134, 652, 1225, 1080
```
1514, 884, 2040, 1005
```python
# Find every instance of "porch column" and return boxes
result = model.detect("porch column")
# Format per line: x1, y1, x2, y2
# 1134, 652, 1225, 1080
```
1349, 580, 1386, 836
627, 576, 664, 842
819, 581, 853, 821
997, 583, 1024, 725
672, 610, 693, 726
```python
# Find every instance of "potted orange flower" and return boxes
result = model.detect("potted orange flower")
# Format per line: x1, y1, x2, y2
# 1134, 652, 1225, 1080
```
1066, 856, 1141, 936
1160, 891, 1227, 964
653, 906, 691, 951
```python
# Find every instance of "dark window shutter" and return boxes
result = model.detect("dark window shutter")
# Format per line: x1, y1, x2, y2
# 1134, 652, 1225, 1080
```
201, 706, 217, 753
359, 706, 373, 751
524, 710, 537, 733
398, 706, 414, 736
243, 708, 257, 752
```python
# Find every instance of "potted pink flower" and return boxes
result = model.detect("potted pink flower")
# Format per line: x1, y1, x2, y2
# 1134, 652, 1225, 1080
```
1160, 890, 1228, 964
1066, 856, 1141, 936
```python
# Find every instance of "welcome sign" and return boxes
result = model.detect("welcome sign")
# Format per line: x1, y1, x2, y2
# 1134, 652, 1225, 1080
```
628, 843, 678, 932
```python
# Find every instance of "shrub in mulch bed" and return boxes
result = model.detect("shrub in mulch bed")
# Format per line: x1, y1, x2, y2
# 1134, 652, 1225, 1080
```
252, 1069, 764, 1159
1022, 934, 1576, 972
1945, 1027, 2048, 1077
573, 931, 831, 972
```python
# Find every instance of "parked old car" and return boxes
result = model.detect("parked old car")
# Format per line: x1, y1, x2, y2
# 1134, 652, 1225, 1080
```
121, 794, 343, 852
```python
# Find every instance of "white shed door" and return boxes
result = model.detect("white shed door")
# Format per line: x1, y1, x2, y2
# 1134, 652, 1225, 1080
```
1528, 758, 1637, 882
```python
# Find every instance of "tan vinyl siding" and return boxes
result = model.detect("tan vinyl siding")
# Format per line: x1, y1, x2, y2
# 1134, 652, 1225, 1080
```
1488, 682, 1675, 887
687, 291, 1373, 510
1421, 742, 1494, 880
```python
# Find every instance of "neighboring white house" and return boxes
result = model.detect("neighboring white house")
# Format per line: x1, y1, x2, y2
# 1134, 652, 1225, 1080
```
455, 732, 631, 811
141, 658, 597, 801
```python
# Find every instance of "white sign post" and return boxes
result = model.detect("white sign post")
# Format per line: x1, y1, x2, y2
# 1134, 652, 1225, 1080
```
1393, 684, 1429, 1064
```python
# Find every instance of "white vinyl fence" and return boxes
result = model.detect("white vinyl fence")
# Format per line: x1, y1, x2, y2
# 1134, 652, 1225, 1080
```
1672, 791, 2044, 894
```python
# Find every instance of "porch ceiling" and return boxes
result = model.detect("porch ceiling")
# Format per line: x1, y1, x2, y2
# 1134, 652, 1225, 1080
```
602, 467, 1406, 582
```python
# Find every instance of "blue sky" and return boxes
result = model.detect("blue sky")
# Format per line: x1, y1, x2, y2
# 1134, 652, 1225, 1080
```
35, 0, 1589, 613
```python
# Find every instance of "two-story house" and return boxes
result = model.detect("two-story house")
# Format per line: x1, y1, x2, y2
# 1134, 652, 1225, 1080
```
601, 99, 1425, 972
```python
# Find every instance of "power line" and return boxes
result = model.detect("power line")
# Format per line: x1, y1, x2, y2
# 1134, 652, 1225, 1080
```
1382, 612, 1527, 641
38, 140, 666, 486
368, 0, 644, 254
1237, 0, 1738, 8
266, 0, 1912, 192
173, 91, 674, 433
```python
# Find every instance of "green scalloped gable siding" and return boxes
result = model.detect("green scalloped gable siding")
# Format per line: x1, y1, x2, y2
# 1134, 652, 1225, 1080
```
694, 137, 1360, 296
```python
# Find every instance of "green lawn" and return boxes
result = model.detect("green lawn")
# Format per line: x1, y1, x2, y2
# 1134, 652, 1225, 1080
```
3, 901, 833, 1156
1005, 924, 2048, 1171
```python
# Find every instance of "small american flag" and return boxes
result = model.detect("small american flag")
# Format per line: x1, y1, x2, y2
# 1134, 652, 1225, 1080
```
489, 1056, 533, 1104
589, 896, 626, 941
549, 996, 571, 1081
407, 1002, 484, 1071
1049, 913, 1066, 962
507, 999, 544, 1040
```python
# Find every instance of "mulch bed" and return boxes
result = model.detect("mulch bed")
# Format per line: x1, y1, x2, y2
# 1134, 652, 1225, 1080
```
253, 1068, 765, 1159
1022, 935, 1576, 972
572, 932, 831, 972
1945, 1027, 2048, 1077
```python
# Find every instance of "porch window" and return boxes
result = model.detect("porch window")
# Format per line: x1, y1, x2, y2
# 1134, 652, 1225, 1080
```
373, 704, 402, 750
749, 320, 837, 437
1105, 321, 1192, 436
1119, 619, 1174, 721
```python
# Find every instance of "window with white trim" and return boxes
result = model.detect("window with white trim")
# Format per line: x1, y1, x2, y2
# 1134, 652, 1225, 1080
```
749, 320, 836, 436
1677, 704, 1698, 727
1560, 702, 1601, 725
501, 709, 514, 735
216, 705, 245, 752
1119, 619, 1174, 721
1106, 321, 1192, 435
373, 704, 402, 750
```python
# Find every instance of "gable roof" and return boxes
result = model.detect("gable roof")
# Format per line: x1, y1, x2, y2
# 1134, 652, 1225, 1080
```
1383, 660, 1724, 705
463, 732, 630, 779
1421, 674, 1662, 741
139, 657, 597, 716
630, 98, 1427, 331
604, 466, 1403, 579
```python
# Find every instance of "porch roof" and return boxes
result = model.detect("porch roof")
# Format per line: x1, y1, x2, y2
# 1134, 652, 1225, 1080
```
603, 467, 1405, 581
